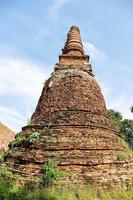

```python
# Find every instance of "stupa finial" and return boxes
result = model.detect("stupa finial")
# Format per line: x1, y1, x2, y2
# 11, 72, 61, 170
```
62, 26, 84, 56
58, 26, 91, 72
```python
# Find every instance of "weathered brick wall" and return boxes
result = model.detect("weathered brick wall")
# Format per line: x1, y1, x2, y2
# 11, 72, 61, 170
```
32, 69, 107, 124
6, 125, 133, 189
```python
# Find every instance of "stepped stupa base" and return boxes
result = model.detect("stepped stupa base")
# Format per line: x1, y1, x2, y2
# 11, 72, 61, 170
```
4, 124, 133, 189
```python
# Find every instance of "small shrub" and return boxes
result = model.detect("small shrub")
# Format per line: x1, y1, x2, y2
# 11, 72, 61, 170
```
43, 159, 70, 186
27, 118, 36, 125
0, 168, 13, 177
42, 160, 59, 186
28, 132, 40, 143
10, 135, 26, 149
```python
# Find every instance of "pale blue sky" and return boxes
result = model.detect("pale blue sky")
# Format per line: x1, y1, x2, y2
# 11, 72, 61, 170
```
0, 0, 133, 131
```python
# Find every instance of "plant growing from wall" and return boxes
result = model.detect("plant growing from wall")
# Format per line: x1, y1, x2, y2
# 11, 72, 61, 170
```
27, 118, 36, 125
10, 132, 40, 150
28, 132, 40, 144
10, 135, 26, 149
114, 151, 127, 161
0, 168, 13, 178
42, 159, 71, 186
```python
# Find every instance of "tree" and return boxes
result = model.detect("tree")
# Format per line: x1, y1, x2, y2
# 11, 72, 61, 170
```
107, 109, 133, 149
121, 119, 133, 148
130, 106, 133, 113
107, 109, 123, 131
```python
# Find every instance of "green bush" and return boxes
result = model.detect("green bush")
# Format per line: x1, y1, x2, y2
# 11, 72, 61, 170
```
0, 168, 13, 177
10, 132, 40, 149
42, 160, 70, 186
28, 132, 40, 143
10, 135, 26, 149
107, 109, 133, 149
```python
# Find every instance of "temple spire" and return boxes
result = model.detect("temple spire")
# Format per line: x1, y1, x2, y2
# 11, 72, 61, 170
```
62, 26, 84, 56
57, 26, 93, 76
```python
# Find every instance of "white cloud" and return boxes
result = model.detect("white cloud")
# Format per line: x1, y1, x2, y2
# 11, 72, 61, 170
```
0, 57, 49, 98
107, 94, 133, 120
48, 0, 73, 24
99, 80, 133, 120
0, 56, 50, 132
0, 105, 25, 132
83, 42, 108, 62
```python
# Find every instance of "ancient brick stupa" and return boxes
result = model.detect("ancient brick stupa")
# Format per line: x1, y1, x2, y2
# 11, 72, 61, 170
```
5, 26, 133, 188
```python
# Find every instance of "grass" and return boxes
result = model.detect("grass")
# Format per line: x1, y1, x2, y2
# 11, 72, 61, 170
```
114, 151, 128, 161
1, 176, 133, 200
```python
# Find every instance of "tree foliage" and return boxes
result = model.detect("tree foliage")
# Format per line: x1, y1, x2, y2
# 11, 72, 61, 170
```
107, 109, 133, 149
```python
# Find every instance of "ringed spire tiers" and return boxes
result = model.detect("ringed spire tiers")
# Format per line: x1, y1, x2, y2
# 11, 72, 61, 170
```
62, 26, 84, 56
57, 26, 92, 74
